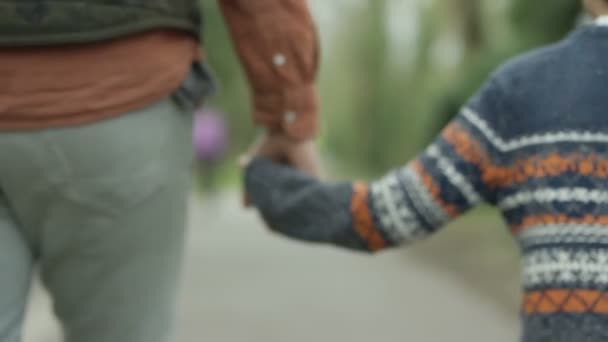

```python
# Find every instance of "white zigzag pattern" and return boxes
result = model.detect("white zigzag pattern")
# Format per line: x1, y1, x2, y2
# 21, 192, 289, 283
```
519, 225, 608, 248
462, 107, 608, 152
523, 248, 608, 287
499, 188, 608, 210
370, 174, 426, 243
426, 145, 482, 205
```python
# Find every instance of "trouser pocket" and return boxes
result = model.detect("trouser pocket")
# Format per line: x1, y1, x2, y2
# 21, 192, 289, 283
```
172, 61, 217, 112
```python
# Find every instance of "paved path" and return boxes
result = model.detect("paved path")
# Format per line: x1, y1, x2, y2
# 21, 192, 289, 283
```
24, 194, 519, 342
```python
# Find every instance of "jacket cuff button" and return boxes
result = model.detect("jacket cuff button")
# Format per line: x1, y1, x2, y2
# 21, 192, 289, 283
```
284, 111, 297, 124
273, 53, 286, 67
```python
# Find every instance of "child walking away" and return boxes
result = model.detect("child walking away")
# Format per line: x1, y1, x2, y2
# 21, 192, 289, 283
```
243, 1, 608, 340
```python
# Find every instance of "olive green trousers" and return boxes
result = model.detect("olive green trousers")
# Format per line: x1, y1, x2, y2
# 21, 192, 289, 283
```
0, 99, 193, 342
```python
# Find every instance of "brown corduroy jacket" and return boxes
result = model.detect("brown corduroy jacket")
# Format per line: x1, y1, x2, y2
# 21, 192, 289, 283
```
219, 0, 320, 140
0, 0, 319, 139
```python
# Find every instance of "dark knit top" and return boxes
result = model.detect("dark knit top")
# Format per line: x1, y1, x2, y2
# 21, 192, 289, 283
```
246, 24, 608, 341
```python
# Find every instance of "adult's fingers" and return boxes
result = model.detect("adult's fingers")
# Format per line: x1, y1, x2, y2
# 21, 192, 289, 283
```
285, 141, 323, 178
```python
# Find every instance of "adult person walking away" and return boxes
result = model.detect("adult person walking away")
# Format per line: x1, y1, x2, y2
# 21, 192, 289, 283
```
0, 1, 321, 341
243, 0, 608, 340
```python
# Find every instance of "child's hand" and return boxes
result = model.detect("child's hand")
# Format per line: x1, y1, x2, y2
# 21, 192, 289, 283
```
240, 157, 373, 252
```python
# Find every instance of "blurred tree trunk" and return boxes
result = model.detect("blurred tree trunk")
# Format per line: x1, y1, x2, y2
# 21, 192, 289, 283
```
351, 0, 390, 168
456, 0, 484, 52
413, 3, 439, 74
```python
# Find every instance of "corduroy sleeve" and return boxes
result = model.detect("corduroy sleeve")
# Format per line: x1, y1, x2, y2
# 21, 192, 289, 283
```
218, 0, 320, 140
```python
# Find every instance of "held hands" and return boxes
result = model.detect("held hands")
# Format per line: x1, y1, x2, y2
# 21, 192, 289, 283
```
239, 135, 365, 251
239, 132, 322, 207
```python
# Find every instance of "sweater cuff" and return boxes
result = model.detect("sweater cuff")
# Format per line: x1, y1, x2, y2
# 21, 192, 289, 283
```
252, 84, 319, 141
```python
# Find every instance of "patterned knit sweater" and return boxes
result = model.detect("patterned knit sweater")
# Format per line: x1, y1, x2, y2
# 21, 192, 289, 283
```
245, 25, 608, 341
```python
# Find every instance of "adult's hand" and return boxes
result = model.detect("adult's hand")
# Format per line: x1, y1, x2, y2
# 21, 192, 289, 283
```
241, 133, 322, 176
239, 132, 323, 206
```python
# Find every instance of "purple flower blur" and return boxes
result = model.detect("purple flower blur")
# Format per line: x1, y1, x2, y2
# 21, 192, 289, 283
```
193, 108, 228, 163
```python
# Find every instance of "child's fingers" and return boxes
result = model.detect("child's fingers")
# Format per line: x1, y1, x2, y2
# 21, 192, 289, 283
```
286, 141, 324, 179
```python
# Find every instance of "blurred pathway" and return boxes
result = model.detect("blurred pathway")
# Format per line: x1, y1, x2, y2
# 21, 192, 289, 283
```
24, 193, 519, 342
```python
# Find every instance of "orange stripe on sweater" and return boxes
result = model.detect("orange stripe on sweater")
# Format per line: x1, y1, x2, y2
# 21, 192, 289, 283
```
351, 182, 387, 251
442, 123, 510, 188
513, 214, 608, 233
442, 123, 608, 189
524, 289, 608, 315
411, 161, 460, 218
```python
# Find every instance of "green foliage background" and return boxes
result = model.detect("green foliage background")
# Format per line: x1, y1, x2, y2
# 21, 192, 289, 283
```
199, 0, 582, 180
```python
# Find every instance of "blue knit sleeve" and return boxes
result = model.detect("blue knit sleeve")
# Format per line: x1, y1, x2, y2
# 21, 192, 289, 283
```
367, 75, 509, 247
245, 75, 508, 252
